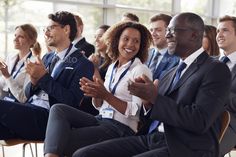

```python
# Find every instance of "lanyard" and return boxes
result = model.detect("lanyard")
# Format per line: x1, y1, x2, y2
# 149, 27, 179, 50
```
11, 52, 32, 79
108, 58, 135, 95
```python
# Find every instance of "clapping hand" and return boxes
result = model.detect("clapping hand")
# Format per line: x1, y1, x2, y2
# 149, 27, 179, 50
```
80, 76, 109, 99
128, 74, 158, 105
25, 55, 47, 85
0, 58, 10, 78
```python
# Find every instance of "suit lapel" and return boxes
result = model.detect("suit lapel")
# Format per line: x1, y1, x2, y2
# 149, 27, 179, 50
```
154, 52, 169, 77
52, 50, 83, 79
158, 68, 176, 95
52, 62, 66, 79
168, 52, 208, 93
231, 64, 236, 81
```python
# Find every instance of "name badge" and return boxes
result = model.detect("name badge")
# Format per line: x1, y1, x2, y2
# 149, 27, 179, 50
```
3, 96, 15, 102
101, 108, 114, 119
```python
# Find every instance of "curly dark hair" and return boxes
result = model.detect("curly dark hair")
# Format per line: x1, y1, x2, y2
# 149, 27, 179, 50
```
48, 11, 77, 41
103, 21, 152, 63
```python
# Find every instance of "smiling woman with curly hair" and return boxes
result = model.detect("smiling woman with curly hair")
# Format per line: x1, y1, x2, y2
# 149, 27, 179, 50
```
44, 21, 153, 157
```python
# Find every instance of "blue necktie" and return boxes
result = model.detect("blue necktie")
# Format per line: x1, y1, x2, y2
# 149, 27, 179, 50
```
148, 62, 187, 134
148, 120, 159, 133
149, 50, 161, 73
50, 54, 60, 74
171, 62, 187, 89
220, 56, 230, 64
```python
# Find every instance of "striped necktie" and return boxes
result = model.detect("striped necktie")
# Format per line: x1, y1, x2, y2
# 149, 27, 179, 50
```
220, 56, 230, 64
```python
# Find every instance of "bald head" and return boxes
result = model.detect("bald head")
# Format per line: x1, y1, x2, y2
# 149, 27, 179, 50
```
174, 12, 204, 41
166, 12, 205, 58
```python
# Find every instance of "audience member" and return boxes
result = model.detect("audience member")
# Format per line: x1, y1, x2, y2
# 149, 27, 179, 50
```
89, 24, 111, 80
217, 15, 236, 157
0, 24, 40, 103
80, 24, 111, 115
121, 12, 139, 22
43, 21, 153, 157
202, 25, 220, 56
73, 14, 95, 57
72, 12, 231, 157
0, 11, 94, 141
145, 13, 179, 80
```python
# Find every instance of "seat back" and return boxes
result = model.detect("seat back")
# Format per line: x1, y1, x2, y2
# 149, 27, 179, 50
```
219, 110, 231, 143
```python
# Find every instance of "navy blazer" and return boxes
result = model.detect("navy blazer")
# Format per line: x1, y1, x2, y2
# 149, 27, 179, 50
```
150, 52, 231, 157
74, 37, 95, 58
25, 49, 94, 109
153, 51, 179, 80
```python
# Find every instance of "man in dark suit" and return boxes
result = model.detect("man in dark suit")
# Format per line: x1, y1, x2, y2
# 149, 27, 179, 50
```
0, 11, 94, 141
73, 14, 95, 58
72, 12, 231, 157
217, 15, 236, 157
145, 13, 179, 80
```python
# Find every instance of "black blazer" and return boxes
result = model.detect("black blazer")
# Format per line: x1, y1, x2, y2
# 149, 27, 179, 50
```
74, 37, 95, 58
150, 52, 231, 157
25, 49, 94, 109
226, 65, 236, 130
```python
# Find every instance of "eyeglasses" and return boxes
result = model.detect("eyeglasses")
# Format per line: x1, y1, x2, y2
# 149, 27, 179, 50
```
166, 27, 193, 35
43, 24, 63, 32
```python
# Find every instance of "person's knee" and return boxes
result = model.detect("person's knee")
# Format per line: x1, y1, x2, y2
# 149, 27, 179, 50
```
50, 104, 67, 116
72, 147, 91, 157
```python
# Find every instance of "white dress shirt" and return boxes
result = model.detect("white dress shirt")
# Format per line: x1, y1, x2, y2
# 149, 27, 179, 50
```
92, 57, 152, 132
0, 52, 32, 103
220, 51, 236, 71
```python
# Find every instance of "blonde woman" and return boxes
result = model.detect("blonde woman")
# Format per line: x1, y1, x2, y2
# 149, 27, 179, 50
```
0, 24, 41, 103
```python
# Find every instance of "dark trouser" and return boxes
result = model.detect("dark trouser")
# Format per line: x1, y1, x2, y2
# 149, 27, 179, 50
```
44, 104, 135, 157
72, 132, 169, 157
0, 99, 49, 140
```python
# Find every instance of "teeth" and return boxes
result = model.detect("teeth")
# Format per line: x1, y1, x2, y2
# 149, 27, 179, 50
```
167, 42, 175, 46
125, 48, 133, 53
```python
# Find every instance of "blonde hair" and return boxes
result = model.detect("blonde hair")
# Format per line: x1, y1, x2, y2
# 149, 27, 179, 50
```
15, 24, 41, 56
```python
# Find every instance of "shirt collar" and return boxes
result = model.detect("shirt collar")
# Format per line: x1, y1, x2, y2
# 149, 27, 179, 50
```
182, 47, 204, 68
156, 47, 168, 56
220, 51, 236, 64
55, 47, 69, 60
72, 36, 84, 44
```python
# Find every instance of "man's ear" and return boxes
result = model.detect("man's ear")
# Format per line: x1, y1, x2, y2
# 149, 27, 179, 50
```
190, 31, 199, 41
64, 25, 70, 36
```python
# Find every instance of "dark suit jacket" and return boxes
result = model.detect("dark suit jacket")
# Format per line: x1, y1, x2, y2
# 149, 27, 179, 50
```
220, 64, 236, 153
226, 65, 236, 130
150, 52, 231, 157
153, 51, 179, 80
25, 49, 94, 109
74, 37, 95, 58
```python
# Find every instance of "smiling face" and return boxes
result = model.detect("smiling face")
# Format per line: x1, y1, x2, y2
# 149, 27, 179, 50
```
216, 21, 236, 55
95, 28, 107, 54
165, 15, 196, 58
149, 20, 168, 49
118, 27, 141, 65
44, 20, 68, 51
